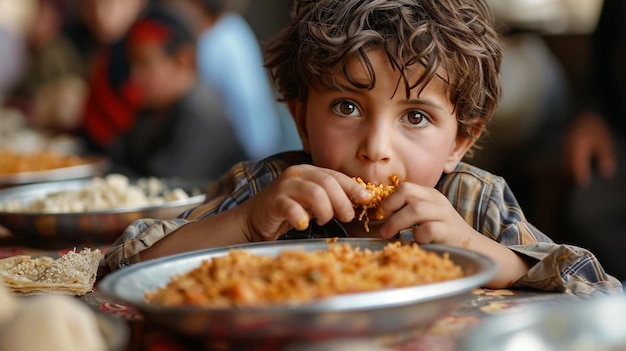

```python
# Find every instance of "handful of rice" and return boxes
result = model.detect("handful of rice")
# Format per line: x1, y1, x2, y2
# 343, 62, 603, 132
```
145, 242, 463, 308
354, 175, 399, 232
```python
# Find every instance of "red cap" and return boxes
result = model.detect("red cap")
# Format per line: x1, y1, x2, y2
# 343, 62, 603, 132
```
128, 19, 171, 46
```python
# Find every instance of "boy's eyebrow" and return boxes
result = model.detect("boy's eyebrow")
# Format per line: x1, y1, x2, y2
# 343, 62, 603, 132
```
334, 84, 363, 93
329, 84, 447, 110
402, 98, 445, 110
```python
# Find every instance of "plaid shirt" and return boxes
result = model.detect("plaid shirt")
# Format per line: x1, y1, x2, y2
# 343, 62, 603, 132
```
105, 151, 622, 296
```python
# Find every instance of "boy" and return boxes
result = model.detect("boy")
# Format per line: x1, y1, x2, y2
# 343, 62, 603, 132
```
106, 0, 621, 296
107, 8, 246, 179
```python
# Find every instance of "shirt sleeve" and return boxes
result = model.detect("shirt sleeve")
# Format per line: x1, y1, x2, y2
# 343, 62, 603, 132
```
440, 164, 623, 296
104, 152, 302, 271
103, 217, 191, 270
104, 163, 246, 270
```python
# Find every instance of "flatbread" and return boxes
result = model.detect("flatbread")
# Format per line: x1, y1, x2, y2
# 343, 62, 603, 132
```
0, 248, 101, 295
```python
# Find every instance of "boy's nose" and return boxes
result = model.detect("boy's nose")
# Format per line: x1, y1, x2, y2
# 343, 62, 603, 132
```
357, 122, 392, 163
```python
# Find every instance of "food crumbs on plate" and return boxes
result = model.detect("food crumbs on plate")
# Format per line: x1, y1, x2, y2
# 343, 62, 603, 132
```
427, 316, 480, 335
480, 301, 522, 314
489, 289, 514, 296
472, 288, 514, 297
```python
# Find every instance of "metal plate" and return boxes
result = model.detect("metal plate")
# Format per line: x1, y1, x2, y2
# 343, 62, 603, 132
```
0, 156, 109, 187
99, 238, 497, 345
459, 296, 626, 351
0, 178, 206, 246
461, 295, 626, 351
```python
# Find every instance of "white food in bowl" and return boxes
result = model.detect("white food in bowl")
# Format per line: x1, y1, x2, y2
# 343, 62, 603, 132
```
0, 173, 190, 213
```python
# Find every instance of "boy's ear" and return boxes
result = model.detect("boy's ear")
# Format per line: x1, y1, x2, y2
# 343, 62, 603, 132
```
443, 136, 475, 173
287, 99, 311, 153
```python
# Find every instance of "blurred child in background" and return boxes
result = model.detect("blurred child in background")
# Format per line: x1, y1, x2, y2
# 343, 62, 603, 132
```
0, 0, 32, 95
108, 7, 245, 179
172, 0, 295, 159
7, 0, 86, 133
74, 0, 148, 152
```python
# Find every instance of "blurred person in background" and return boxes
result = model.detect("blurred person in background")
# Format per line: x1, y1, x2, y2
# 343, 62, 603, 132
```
6, 0, 86, 133
563, 0, 626, 281
108, 7, 246, 179
0, 0, 32, 95
171, 0, 291, 160
69, 0, 149, 153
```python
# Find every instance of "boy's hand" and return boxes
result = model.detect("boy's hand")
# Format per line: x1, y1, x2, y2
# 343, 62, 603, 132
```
374, 182, 475, 247
372, 182, 529, 289
563, 113, 616, 187
358, 181, 530, 289
238, 165, 372, 242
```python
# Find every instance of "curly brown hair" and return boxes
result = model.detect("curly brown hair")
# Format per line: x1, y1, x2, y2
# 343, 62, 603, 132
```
264, 0, 502, 141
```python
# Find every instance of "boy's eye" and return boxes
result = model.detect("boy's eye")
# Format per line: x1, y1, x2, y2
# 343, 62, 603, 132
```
332, 100, 360, 117
403, 110, 430, 127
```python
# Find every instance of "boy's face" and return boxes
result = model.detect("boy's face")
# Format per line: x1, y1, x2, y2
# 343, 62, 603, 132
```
129, 41, 185, 109
291, 49, 476, 187
83, 0, 146, 44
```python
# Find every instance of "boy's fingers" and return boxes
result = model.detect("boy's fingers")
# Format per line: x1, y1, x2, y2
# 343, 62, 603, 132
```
320, 169, 371, 204
379, 205, 415, 239
305, 168, 365, 222
597, 142, 617, 180
245, 193, 309, 242
285, 201, 311, 231
411, 225, 436, 244
281, 165, 372, 224
289, 165, 371, 202
377, 185, 442, 239
290, 181, 335, 225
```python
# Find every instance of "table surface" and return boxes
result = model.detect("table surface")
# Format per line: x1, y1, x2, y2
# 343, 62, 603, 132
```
0, 228, 577, 351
